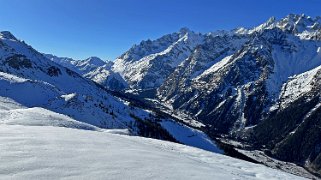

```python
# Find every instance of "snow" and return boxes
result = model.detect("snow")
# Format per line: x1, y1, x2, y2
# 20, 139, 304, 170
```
0, 34, 137, 129
0, 17, 320, 179
0, 97, 305, 179
0, 125, 305, 180
234, 27, 250, 34
195, 55, 233, 79
238, 14, 320, 37
0, 55, 222, 153
0, 71, 28, 83
160, 120, 223, 153
0, 97, 99, 131
45, 54, 128, 90
80, 56, 106, 67
45, 54, 107, 75
232, 85, 248, 131
84, 64, 128, 90
0, 64, 224, 153
0, 70, 131, 128
0, 72, 61, 107
248, 16, 276, 34
236, 149, 317, 179
85, 67, 111, 83
61, 93, 77, 102
112, 29, 204, 89
278, 65, 321, 108
266, 41, 321, 100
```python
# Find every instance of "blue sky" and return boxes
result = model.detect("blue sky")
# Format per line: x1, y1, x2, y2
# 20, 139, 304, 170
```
0, 0, 320, 60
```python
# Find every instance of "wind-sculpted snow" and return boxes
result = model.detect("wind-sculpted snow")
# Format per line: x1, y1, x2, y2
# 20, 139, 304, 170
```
0, 123, 305, 179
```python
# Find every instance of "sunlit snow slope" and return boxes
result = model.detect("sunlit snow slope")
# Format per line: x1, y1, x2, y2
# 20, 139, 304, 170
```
0, 30, 224, 155
0, 98, 304, 180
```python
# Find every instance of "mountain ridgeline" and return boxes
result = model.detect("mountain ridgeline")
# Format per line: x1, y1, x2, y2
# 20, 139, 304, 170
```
52, 14, 320, 175
1, 14, 321, 176
0, 29, 224, 155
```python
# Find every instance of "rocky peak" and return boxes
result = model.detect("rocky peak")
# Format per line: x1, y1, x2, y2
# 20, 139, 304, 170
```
0, 31, 17, 40
258, 16, 277, 30
277, 14, 320, 33
179, 27, 194, 37
236, 14, 321, 36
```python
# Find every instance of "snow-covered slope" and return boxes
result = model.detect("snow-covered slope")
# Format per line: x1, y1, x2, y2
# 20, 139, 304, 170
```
84, 64, 128, 90
0, 31, 136, 129
113, 28, 204, 89
0, 55, 132, 129
1, 125, 305, 180
45, 54, 107, 75
45, 54, 128, 90
0, 97, 99, 131
271, 64, 321, 110
0, 31, 224, 154
0, 100, 304, 180
0, 95, 303, 179
160, 120, 223, 153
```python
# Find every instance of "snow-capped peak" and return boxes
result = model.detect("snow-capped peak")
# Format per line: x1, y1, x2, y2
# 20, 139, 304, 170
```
0, 31, 17, 40
83, 56, 106, 66
112, 27, 205, 89
277, 14, 315, 33
235, 14, 321, 37
251, 16, 277, 33
234, 16, 276, 35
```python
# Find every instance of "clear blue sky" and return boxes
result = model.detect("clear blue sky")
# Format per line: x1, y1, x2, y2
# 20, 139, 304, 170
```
0, 0, 320, 60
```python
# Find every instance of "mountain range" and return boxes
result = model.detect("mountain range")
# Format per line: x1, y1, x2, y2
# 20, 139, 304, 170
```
112, 14, 321, 176
1, 14, 321, 178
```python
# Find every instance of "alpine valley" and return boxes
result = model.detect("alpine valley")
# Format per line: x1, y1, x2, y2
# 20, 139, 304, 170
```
1, 14, 321, 179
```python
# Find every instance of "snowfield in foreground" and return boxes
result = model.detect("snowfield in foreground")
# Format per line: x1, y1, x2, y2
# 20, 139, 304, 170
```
0, 125, 306, 180
0, 97, 305, 179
